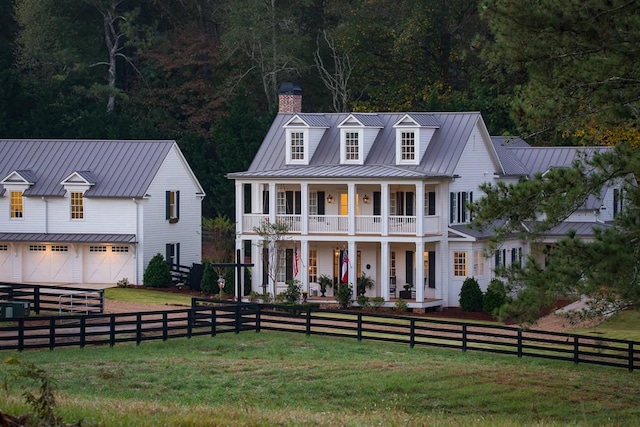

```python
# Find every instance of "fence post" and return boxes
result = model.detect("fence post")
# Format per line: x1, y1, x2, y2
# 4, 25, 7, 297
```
211, 307, 217, 337
629, 342, 634, 372
462, 324, 467, 352
99, 290, 105, 313
306, 307, 311, 336
573, 336, 579, 365
187, 310, 193, 339
17, 318, 24, 352
34, 287, 40, 314
235, 305, 241, 334
80, 317, 86, 348
517, 329, 523, 358
136, 314, 142, 346
357, 313, 362, 341
110, 315, 116, 347
410, 319, 415, 348
49, 318, 55, 350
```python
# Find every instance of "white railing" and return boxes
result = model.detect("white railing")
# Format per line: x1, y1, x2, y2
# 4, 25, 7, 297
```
422, 215, 440, 234
308, 215, 348, 233
389, 215, 416, 234
242, 214, 269, 233
276, 215, 302, 233
356, 216, 382, 234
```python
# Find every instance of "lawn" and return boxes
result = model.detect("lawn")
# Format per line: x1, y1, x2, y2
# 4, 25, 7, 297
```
1, 332, 638, 426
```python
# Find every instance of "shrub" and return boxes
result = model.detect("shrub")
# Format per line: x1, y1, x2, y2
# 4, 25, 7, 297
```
116, 278, 130, 288
371, 296, 385, 309
200, 261, 216, 294
483, 279, 507, 315
143, 253, 172, 288
335, 283, 353, 309
356, 294, 370, 308
459, 277, 484, 312
282, 280, 302, 303
394, 300, 408, 312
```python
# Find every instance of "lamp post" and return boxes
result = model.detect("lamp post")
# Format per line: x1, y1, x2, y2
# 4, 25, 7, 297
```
217, 277, 225, 299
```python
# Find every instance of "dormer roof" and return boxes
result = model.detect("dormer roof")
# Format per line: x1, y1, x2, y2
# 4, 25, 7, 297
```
338, 113, 384, 128
1, 170, 36, 185
393, 113, 440, 128
61, 171, 97, 186
283, 113, 330, 128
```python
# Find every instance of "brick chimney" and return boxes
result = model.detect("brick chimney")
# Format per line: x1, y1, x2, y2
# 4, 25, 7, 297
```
278, 82, 302, 113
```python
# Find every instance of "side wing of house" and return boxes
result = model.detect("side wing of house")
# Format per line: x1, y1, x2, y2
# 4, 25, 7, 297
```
139, 143, 205, 282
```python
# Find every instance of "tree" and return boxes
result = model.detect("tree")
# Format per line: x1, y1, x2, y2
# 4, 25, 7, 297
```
459, 277, 483, 312
253, 219, 290, 299
202, 215, 236, 285
143, 253, 173, 288
472, 143, 640, 323
480, 0, 640, 145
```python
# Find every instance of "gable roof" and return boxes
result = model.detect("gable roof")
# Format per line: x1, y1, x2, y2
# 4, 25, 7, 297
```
0, 140, 176, 198
229, 112, 494, 179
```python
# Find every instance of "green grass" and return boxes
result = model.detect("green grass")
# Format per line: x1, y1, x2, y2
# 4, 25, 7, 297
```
572, 309, 640, 341
105, 287, 194, 306
1, 332, 638, 426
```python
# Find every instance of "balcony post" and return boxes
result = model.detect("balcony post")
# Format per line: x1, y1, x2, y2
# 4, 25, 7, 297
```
381, 183, 389, 236
415, 181, 424, 237
301, 182, 308, 235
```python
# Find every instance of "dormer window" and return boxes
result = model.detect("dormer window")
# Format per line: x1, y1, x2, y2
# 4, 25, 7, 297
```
344, 131, 361, 162
401, 131, 416, 161
10, 191, 23, 219
288, 131, 306, 162
71, 192, 84, 219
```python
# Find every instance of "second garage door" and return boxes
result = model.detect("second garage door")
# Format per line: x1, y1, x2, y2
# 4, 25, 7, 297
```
83, 245, 134, 284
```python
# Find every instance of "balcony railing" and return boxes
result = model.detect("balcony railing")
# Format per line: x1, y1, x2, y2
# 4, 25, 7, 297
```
241, 214, 441, 235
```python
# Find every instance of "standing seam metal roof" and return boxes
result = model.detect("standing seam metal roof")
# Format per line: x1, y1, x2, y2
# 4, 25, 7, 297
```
0, 140, 175, 198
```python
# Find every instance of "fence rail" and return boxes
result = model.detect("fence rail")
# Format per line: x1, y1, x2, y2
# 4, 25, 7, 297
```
1, 300, 638, 372
0, 283, 104, 315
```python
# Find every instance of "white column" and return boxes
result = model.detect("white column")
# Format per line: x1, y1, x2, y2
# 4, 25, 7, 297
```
415, 241, 425, 302
348, 183, 356, 235
301, 182, 308, 235
348, 240, 357, 295
235, 238, 243, 299
252, 238, 261, 293
415, 181, 424, 237
235, 182, 243, 235
381, 183, 389, 236
381, 241, 389, 300
269, 182, 277, 223
301, 239, 309, 293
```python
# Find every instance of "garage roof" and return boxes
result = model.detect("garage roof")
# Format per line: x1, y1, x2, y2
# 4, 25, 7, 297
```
0, 233, 136, 243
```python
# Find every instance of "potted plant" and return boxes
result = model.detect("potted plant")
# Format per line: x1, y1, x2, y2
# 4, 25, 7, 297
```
357, 273, 375, 296
317, 274, 333, 297
399, 283, 413, 299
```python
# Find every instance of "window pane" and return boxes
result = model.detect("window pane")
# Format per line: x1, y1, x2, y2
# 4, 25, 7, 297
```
10, 191, 23, 218
71, 192, 84, 219
453, 252, 467, 277
290, 132, 304, 160
401, 131, 415, 160
345, 132, 359, 160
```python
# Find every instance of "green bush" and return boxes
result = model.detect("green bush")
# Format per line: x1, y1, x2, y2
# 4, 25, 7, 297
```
483, 279, 507, 315
281, 280, 302, 303
335, 283, 353, 309
459, 277, 484, 312
394, 300, 408, 312
356, 294, 370, 308
143, 253, 172, 288
200, 261, 216, 294
371, 296, 385, 309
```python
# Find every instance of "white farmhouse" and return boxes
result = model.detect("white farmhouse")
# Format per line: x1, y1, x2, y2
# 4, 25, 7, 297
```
229, 88, 618, 309
0, 139, 205, 285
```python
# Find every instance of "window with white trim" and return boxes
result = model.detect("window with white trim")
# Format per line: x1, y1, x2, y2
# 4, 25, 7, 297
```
90, 246, 107, 252
449, 191, 473, 224
29, 245, 46, 251
473, 250, 484, 277
290, 132, 305, 160
0, 245, 8, 251
51, 245, 68, 252
345, 131, 359, 161
401, 131, 415, 161
10, 191, 23, 219
309, 192, 318, 216
453, 251, 468, 277
71, 192, 84, 219
390, 251, 396, 277
112, 246, 129, 252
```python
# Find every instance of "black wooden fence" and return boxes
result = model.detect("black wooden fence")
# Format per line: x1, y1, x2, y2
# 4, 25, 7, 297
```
0, 283, 104, 315
0, 299, 638, 372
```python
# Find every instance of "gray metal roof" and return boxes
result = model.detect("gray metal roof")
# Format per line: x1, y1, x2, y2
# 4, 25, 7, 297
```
231, 112, 487, 180
349, 113, 385, 127
538, 221, 611, 238
507, 146, 610, 178
0, 233, 137, 243
295, 114, 330, 128
0, 140, 176, 198
490, 137, 529, 177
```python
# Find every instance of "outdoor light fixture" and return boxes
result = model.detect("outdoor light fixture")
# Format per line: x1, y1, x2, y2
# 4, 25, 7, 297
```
326, 194, 334, 204
363, 194, 370, 204
217, 277, 225, 291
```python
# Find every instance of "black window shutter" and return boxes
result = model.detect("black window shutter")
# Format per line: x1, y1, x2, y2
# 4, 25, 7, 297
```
461, 192, 467, 222
262, 247, 269, 287
244, 184, 252, 213
176, 191, 180, 219
262, 190, 269, 214
405, 250, 414, 286
373, 191, 381, 216
317, 191, 325, 215
405, 192, 414, 216
428, 192, 436, 215
166, 244, 172, 265
176, 242, 180, 266
450, 192, 455, 223
495, 250, 500, 267
614, 189, 619, 215
469, 192, 473, 220
295, 191, 301, 215
165, 191, 170, 220
286, 191, 294, 214
428, 251, 436, 288
286, 248, 293, 281
397, 192, 405, 216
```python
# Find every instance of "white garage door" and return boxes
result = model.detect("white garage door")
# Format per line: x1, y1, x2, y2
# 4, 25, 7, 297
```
83, 245, 134, 284
0, 244, 12, 282
23, 244, 74, 283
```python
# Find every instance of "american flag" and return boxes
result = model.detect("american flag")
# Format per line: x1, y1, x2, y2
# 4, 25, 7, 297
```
293, 245, 299, 276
